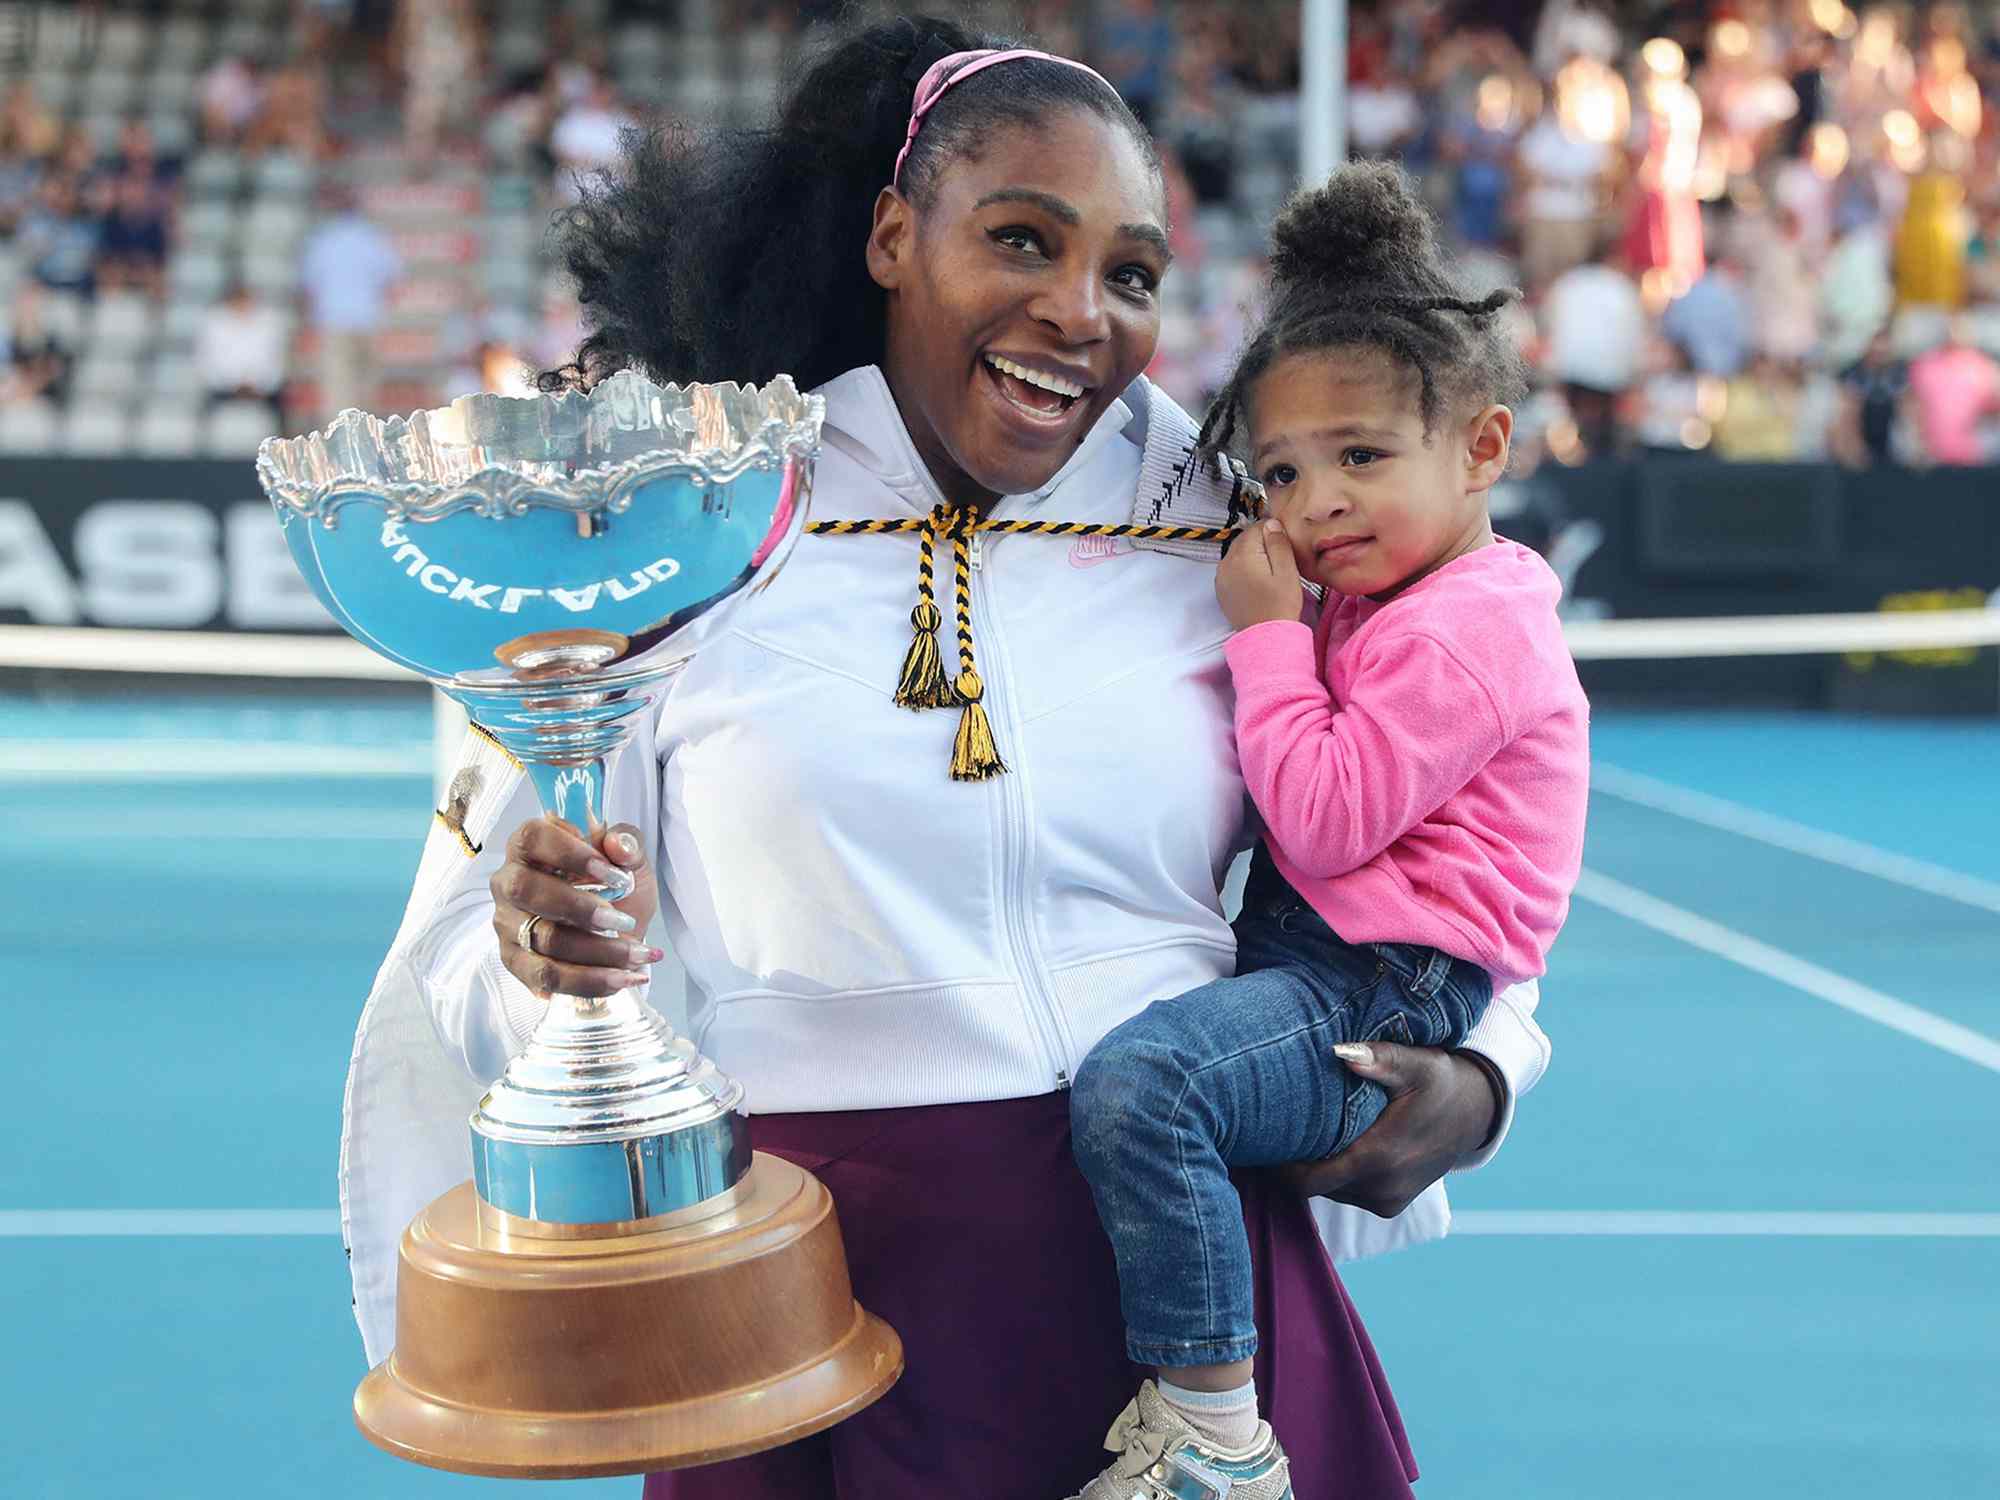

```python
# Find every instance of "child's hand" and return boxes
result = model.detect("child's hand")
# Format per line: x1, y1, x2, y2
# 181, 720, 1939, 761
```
1217, 519, 1304, 631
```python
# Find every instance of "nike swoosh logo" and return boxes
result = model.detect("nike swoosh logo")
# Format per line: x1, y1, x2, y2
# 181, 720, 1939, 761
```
1068, 535, 1138, 568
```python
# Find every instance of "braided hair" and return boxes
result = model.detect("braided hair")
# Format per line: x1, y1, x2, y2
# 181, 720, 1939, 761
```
1198, 160, 1528, 457
540, 15, 1156, 394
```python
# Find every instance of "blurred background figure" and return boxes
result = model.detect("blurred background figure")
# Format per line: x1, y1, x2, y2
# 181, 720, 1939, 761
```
0, 0, 1994, 471
1624, 37, 1704, 307
298, 186, 400, 421
1835, 325, 1913, 468
0, 279, 73, 406
196, 281, 288, 418
1906, 314, 2000, 464
1540, 234, 1646, 457
1661, 235, 1751, 378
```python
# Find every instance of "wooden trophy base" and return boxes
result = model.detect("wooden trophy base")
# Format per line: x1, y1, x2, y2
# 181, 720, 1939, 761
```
355, 1151, 903, 1478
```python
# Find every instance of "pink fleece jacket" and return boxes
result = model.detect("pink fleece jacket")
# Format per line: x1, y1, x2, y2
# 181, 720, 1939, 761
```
1224, 539, 1590, 983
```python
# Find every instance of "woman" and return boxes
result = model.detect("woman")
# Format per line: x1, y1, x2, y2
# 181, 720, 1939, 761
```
353, 17, 1549, 1497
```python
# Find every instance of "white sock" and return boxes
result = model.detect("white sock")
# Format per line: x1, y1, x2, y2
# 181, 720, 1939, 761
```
1157, 1375, 1260, 1453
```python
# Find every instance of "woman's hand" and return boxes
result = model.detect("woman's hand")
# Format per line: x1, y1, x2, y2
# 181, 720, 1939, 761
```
1275, 1042, 1505, 1219
1217, 519, 1305, 632
490, 816, 661, 1000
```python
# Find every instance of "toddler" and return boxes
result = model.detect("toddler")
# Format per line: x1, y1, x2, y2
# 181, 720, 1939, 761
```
1067, 162, 1590, 1500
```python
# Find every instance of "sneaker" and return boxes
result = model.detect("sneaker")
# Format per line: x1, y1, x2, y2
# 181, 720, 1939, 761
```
1065, 1381, 1294, 1500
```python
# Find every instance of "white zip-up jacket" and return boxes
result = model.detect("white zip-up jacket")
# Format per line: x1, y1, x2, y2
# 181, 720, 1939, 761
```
345, 367, 1550, 1361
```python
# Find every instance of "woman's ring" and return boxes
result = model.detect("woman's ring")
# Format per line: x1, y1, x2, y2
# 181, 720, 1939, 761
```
516, 914, 544, 954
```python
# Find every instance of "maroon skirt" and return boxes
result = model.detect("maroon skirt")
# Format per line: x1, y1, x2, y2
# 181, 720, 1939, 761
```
643, 1091, 1417, 1500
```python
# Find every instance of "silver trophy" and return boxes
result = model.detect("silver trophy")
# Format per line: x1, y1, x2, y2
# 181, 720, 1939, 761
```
257, 373, 901, 1478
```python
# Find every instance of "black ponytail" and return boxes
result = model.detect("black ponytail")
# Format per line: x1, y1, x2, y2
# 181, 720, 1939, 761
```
541, 15, 1154, 394
1200, 160, 1528, 455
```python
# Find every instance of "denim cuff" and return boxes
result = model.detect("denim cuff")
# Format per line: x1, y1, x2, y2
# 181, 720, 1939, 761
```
1125, 1331, 1261, 1368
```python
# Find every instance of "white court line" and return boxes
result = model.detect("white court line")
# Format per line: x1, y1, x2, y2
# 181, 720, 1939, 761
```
1592, 763, 2000, 917
7, 1208, 1997, 1239
0, 740, 431, 779
1574, 868, 2000, 1075
1, 809, 424, 841
0, 1210, 340, 1237
1453, 1210, 2000, 1237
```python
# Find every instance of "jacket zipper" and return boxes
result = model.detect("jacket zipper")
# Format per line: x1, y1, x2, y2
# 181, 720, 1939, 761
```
897, 484, 1066, 1089
969, 532, 1075, 1089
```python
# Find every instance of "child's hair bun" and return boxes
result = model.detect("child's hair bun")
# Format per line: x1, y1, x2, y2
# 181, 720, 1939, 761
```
1268, 160, 1440, 292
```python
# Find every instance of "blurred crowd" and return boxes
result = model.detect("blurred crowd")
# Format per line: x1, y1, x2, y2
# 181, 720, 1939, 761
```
1121, 0, 2000, 470
3, 0, 1999, 469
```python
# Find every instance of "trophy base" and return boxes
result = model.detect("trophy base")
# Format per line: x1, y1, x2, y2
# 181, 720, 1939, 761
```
355, 1153, 903, 1478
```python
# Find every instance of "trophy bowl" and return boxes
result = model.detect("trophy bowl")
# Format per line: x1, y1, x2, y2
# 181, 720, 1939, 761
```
258, 372, 902, 1477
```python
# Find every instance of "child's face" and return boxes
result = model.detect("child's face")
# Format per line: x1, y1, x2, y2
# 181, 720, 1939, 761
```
1245, 352, 1509, 601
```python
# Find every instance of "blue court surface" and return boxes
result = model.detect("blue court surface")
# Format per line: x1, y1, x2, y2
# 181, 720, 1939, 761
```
3, 694, 1996, 1499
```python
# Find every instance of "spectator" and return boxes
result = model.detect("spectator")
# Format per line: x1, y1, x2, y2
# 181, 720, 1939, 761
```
1515, 108, 1612, 290
245, 65, 328, 159
1, 81, 62, 162
1772, 122, 1848, 258
1714, 352, 1802, 460
195, 284, 289, 413
1624, 39, 1705, 303
1540, 238, 1648, 456
1440, 74, 1522, 250
1820, 220, 1896, 369
1835, 326, 1913, 467
397, 0, 481, 165
96, 173, 170, 297
0, 280, 73, 406
1348, 59, 1423, 161
199, 54, 263, 146
18, 175, 101, 300
0, 84, 60, 237
1906, 316, 2000, 465
1092, 0, 1175, 129
1895, 156, 1970, 307
1661, 240, 1752, 376
1161, 32, 1237, 208
1967, 198, 2000, 303
1741, 206, 1819, 363
298, 187, 402, 420
549, 72, 634, 198
1631, 333, 1713, 453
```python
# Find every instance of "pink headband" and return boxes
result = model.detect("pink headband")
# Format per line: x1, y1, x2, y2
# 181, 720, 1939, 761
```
892, 48, 1118, 190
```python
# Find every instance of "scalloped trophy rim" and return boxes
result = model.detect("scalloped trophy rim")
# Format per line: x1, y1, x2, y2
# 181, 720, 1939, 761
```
254, 369, 826, 527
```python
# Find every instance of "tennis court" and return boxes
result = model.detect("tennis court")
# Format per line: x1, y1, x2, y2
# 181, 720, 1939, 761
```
3, 691, 1996, 1498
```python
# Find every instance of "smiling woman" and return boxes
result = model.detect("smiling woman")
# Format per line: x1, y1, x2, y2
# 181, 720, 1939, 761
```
545, 18, 1166, 521
350, 14, 1558, 1500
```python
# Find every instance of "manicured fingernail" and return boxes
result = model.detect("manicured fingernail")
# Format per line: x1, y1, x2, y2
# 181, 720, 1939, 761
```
614, 970, 649, 990
1265, 519, 1283, 532
611, 833, 640, 861
586, 858, 620, 885
626, 943, 662, 966
1333, 1043, 1374, 1066
592, 905, 637, 934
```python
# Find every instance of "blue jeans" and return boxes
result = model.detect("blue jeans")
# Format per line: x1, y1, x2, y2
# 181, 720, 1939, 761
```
1070, 849, 1493, 1367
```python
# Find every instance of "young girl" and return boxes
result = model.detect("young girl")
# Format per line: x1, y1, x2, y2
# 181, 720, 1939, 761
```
1068, 162, 1590, 1499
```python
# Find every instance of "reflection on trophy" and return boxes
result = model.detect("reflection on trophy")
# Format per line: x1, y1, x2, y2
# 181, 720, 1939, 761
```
257, 372, 902, 1478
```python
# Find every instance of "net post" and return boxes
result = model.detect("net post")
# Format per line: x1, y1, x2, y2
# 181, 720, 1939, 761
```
432, 688, 469, 802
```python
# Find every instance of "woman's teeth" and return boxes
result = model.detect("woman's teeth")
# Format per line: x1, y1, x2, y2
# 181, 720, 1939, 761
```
984, 354, 1084, 401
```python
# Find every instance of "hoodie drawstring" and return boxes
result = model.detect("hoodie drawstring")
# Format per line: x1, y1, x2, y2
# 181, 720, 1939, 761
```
807, 513, 1240, 781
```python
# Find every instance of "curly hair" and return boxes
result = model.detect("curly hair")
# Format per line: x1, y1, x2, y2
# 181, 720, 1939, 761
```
1198, 160, 1529, 455
539, 14, 1157, 394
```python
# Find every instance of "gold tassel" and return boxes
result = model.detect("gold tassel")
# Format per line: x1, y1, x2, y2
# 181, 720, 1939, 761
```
949, 669, 1007, 781
893, 601, 955, 709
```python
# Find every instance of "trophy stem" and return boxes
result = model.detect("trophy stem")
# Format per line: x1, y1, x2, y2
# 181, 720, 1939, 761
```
523, 754, 637, 901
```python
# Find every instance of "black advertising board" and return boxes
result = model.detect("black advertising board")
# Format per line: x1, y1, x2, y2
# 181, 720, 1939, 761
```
4, 456, 1997, 708
0, 458, 335, 632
